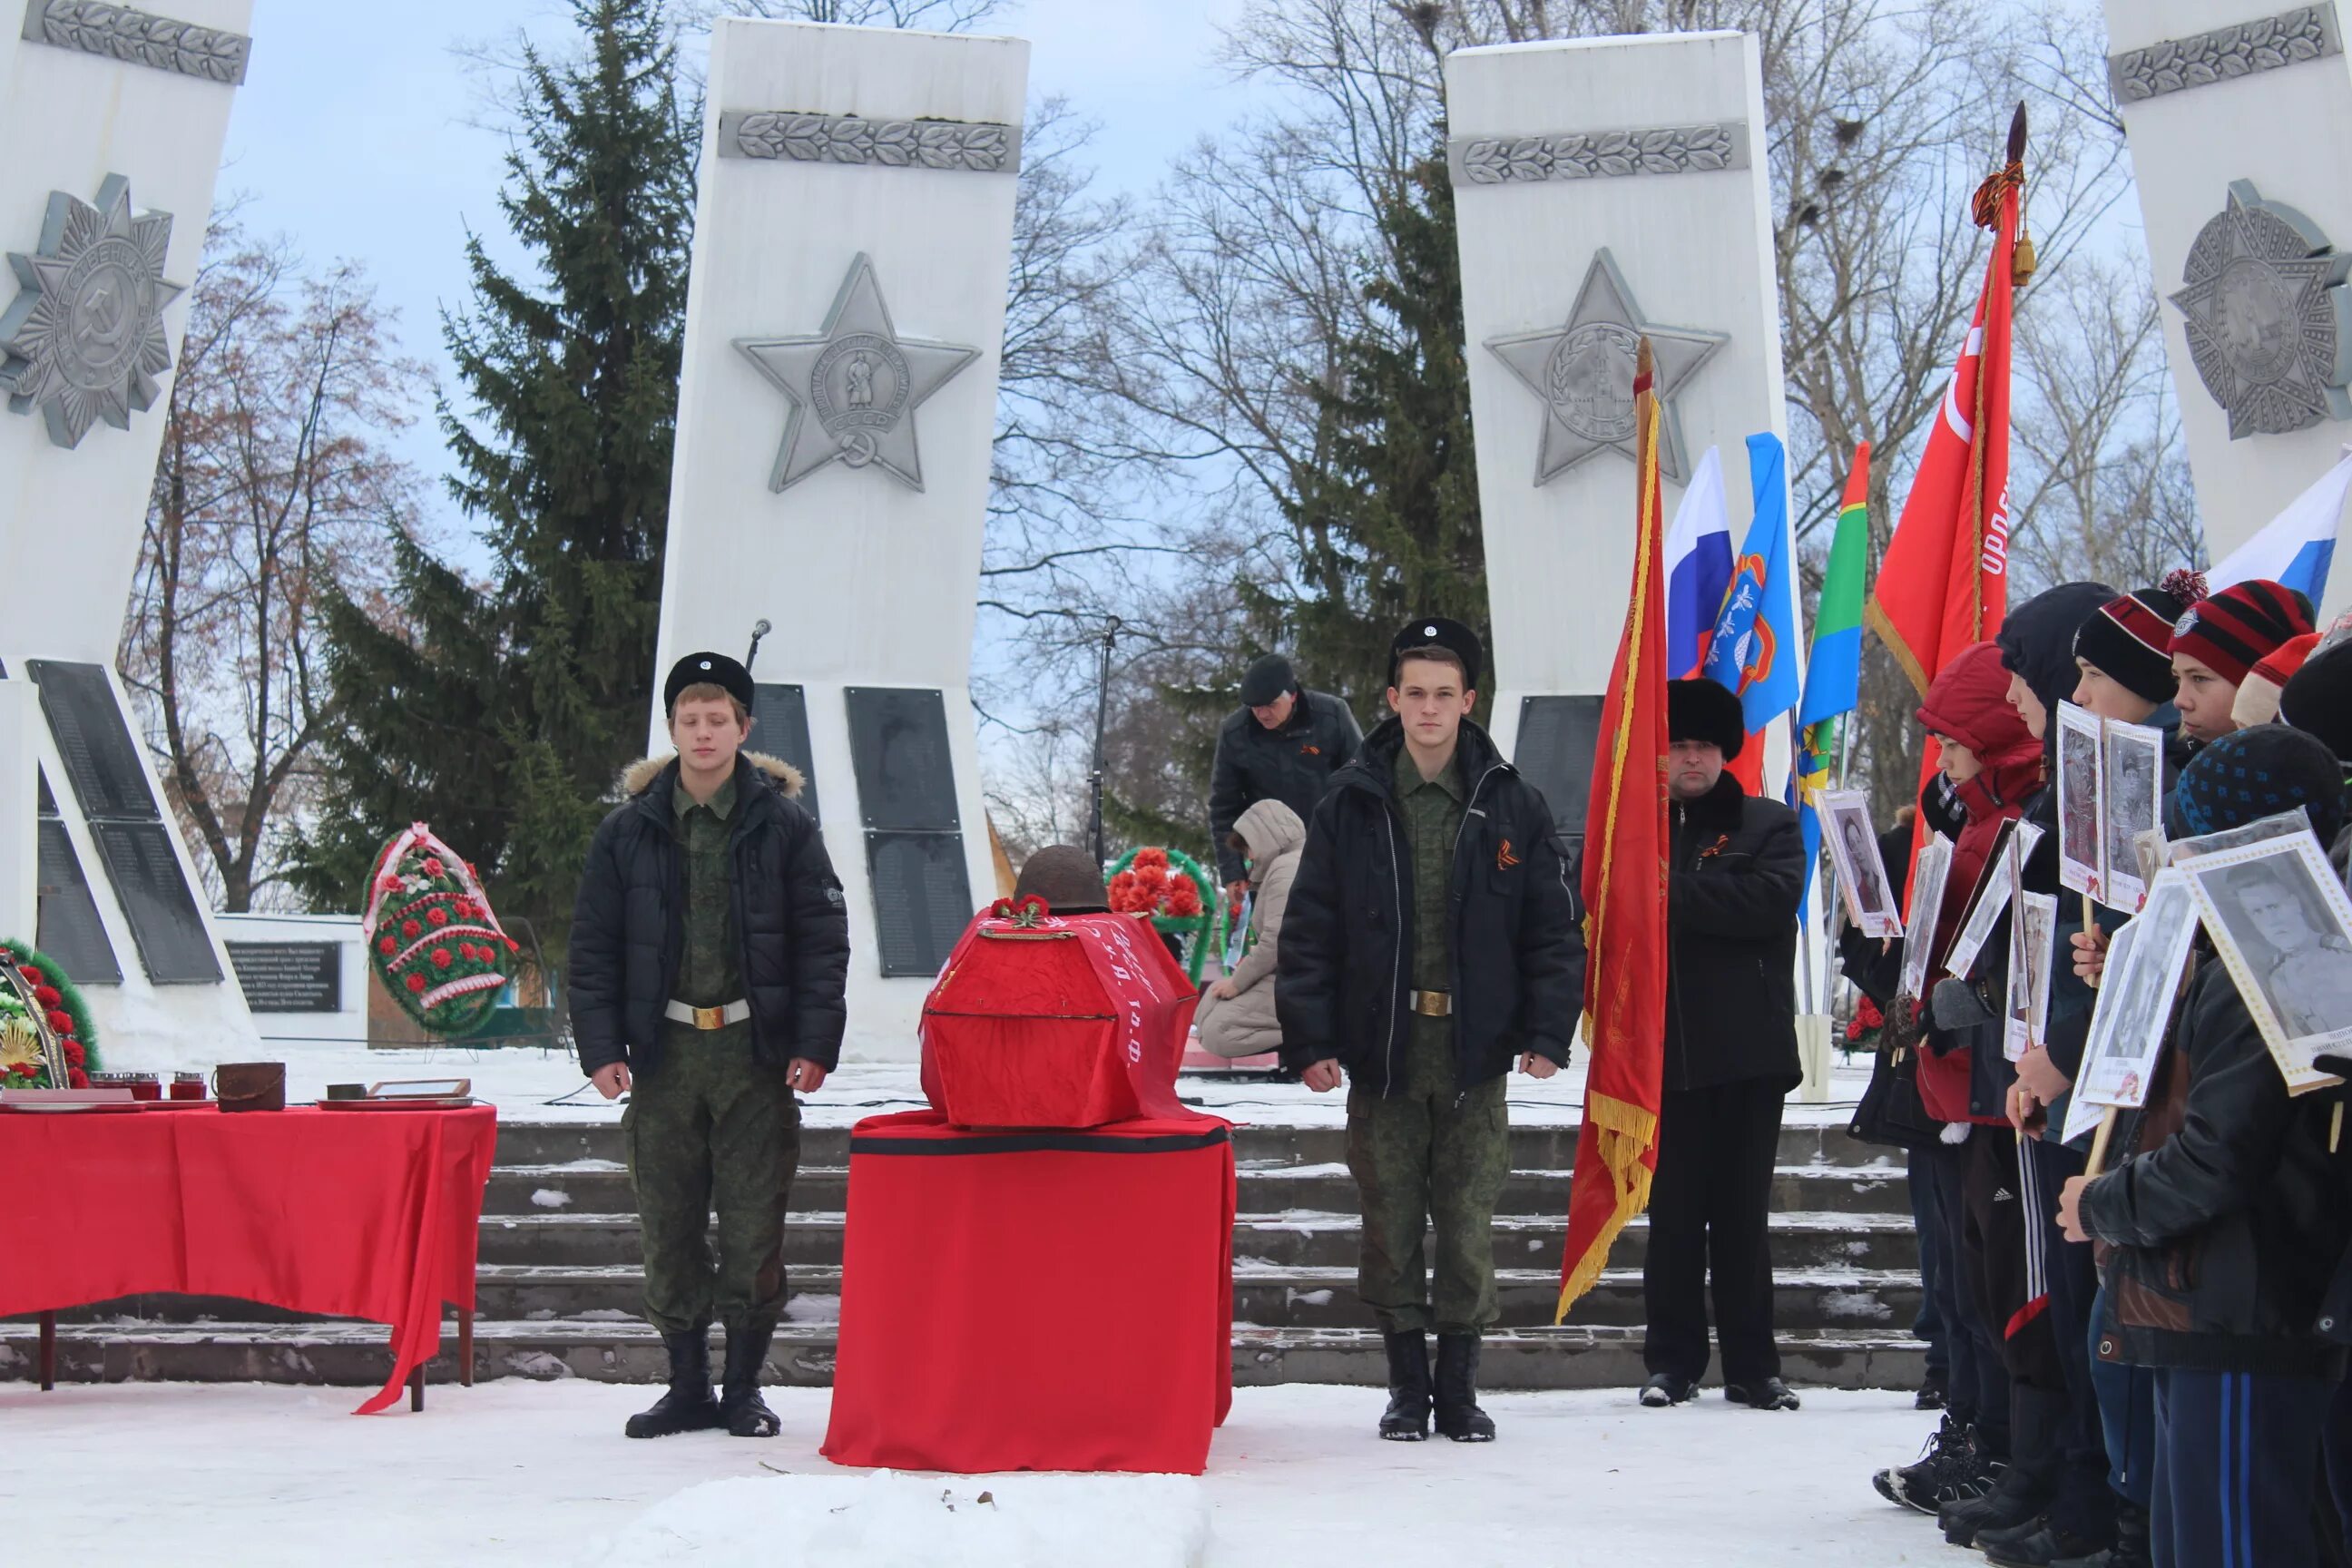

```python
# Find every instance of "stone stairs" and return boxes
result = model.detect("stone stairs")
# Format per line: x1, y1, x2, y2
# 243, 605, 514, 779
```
3, 1115, 1928, 1395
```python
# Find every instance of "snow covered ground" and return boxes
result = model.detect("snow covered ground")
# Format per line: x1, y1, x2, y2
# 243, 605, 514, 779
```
262, 1044, 1876, 1130
5, 1381, 1947, 1566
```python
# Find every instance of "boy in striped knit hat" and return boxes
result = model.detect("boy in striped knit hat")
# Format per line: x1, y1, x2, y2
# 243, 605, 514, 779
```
2072, 570, 2204, 728
2168, 579, 2315, 745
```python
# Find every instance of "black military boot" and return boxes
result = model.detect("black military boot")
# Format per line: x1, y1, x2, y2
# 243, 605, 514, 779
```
2051, 1501, 2150, 1568
1433, 1332, 1496, 1443
623, 1330, 722, 1438
1377, 1329, 1431, 1441
719, 1324, 780, 1438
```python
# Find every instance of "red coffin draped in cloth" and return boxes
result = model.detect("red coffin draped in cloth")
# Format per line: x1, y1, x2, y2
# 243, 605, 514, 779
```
919, 905, 1199, 1128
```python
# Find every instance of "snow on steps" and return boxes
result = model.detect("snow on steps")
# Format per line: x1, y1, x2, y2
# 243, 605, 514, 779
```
2, 1116, 1927, 1393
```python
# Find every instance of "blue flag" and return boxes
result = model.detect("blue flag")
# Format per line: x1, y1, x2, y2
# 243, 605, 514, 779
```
1701, 433, 1804, 740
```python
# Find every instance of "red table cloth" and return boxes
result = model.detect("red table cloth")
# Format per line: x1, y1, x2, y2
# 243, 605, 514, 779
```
0, 1104, 497, 1414
823, 1109, 1235, 1475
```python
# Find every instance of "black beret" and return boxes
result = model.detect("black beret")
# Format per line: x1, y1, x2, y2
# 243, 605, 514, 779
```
1668, 677, 1745, 761
664, 651, 755, 714
1389, 616, 1483, 691
1239, 653, 1297, 708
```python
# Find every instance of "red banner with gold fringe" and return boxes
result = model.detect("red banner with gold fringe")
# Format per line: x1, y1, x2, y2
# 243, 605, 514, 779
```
1557, 339, 1671, 1320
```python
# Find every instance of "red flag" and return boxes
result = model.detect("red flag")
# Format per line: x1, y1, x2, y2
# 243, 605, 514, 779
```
1866, 106, 2028, 697
1558, 338, 1671, 1321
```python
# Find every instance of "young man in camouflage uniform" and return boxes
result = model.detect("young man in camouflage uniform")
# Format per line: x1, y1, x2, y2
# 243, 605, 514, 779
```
1277, 618, 1585, 1442
571, 652, 849, 1439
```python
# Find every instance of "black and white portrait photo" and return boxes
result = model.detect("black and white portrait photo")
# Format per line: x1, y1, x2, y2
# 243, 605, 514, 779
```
2102, 719, 2164, 910
1822, 789, 1901, 938
2063, 870, 2202, 1143
2180, 834, 2352, 1091
2056, 702, 2102, 899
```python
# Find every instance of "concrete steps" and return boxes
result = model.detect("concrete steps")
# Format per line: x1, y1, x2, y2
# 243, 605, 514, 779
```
0, 1318, 1926, 1395
3, 1112, 1930, 1394
29, 1262, 1918, 1335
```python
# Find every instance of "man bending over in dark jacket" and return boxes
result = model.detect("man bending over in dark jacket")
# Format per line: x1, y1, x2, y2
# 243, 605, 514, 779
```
1277, 617, 1585, 1444
571, 652, 850, 1441
1639, 676, 1807, 1413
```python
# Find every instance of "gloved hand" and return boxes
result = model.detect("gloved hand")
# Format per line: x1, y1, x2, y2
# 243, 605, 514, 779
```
1932, 975, 1995, 1032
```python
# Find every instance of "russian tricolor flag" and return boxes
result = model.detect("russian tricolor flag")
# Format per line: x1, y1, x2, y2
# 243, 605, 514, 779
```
1663, 446, 1732, 679
2210, 447, 2349, 609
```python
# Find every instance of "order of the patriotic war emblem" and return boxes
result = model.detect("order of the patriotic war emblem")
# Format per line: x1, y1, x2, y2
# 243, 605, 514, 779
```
0, 174, 183, 450
2170, 180, 2352, 439
736, 252, 978, 494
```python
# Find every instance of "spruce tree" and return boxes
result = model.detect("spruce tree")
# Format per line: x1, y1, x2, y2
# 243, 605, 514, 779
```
289, 0, 693, 959
1257, 137, 1490, 725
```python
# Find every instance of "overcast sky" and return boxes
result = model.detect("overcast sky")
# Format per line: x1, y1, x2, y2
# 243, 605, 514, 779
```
220, 0, 1258, 554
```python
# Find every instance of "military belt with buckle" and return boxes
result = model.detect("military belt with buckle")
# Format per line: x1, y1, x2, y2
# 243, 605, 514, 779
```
1408, 989, 1453, 1018
662, 998, 750, 1031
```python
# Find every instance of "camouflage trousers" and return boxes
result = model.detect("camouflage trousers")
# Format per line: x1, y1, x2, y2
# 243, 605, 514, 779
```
1346, 1016, 1511, 1335
623, 1024, 801, 1338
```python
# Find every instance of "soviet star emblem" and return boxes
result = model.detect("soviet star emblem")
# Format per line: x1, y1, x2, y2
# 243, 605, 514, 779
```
1485, 249, 1726, 485
736, 253, 979, 494
2170, 180, 2352, 439
0, 174, 182, 450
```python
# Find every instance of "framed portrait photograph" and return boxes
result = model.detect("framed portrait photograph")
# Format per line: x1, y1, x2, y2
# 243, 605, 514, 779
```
2056, 702, 2102, 900
1946, 819, 2045, 979
2004, 891, 2058, 1062
1899, 832, 1955, 1004
2062, 868, 2203, 1144
2177, 833, 2352, 1093
1822, 789, 1901, 938
2101, 717, 2165, 912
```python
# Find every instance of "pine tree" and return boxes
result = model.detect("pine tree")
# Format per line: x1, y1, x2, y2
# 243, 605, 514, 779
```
1256, 137, 1490, 725
289, 0, 693, 958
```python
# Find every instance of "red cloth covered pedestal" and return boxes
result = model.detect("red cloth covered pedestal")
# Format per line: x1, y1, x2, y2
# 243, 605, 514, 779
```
0, 1105, 496, 1414
822, 1109, 1235, 1475
921, 909, 1198, 1128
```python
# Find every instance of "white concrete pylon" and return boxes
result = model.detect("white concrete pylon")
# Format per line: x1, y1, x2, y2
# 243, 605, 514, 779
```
0, 0, 259, 1070
1444, 32, 1795, 791
651, 20, 1027, 1061
2103, 0, 2352, 621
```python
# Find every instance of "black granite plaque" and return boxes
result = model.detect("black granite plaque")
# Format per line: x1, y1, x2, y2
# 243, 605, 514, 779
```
35, 819, 121, 985
750, 682, 819, 825
225, 940, 341, 1013
27, 661, 161, 821
1514, 694, 1604, 847
865, 831, 972, 978
845, 687, 961, 831
90, 821, 222, 983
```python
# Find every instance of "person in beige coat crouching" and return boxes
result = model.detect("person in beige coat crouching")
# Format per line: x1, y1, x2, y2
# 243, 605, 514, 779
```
1194, 799, 1306, 1059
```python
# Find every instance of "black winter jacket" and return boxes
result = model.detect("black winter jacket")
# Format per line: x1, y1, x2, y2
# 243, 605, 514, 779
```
570, 751, 850, 1079
1208, 688, 1364, 885
1665, 774, 1804, 1093
1274, 717, 1585, 1095
2080, 956, 2348, 1378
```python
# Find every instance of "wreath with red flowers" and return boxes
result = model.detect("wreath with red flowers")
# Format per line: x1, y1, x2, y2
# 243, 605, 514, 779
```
363, 824, 517, 1036
1105, 846, 1221, 981
0, 937, 99, 1088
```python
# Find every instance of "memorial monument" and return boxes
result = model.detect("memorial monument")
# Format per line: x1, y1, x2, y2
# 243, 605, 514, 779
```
2102, 2, 2352, 619
1444, 32, 1797, 838
0, 1, 258, 1065
649, 18, 1024, 1060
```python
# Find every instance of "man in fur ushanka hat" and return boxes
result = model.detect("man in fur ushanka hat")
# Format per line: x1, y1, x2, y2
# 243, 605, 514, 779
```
571, 652, 849, 1442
